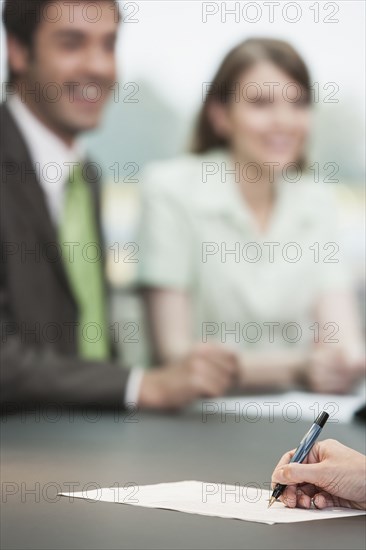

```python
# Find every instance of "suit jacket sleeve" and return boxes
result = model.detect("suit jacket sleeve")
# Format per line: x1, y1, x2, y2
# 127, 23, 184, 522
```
0, 301, 131, 410
0, 206, 131, 411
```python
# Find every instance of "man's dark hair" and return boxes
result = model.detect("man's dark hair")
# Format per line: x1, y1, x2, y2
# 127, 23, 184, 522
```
3, 0, 120, 81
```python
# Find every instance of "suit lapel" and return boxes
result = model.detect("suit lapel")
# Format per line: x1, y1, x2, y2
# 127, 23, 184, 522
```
1, 103, 74, 296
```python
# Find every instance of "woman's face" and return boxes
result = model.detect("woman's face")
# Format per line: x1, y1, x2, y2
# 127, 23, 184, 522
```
214, 61, 312, 170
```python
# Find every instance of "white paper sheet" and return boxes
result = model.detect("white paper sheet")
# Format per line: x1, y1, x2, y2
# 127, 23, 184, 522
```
60, 481, 366, 525
195, 387, 366, 424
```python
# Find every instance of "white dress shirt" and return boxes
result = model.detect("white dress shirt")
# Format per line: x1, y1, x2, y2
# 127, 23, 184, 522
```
8, 95, 82, 223
7, 95, 143, 407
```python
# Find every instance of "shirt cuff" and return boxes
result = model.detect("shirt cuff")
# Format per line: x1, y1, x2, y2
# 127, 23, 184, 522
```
124, 367, 145, 408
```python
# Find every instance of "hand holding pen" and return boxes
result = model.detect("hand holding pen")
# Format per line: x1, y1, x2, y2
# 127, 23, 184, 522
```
270, 435, 366, 511
269, 411, 329, 508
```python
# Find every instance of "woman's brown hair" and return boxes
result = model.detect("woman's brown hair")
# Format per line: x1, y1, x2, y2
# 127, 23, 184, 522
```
191, 37, 311, 154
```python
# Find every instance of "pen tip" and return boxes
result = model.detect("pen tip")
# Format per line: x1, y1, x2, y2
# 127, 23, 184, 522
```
268, 497, 276, 508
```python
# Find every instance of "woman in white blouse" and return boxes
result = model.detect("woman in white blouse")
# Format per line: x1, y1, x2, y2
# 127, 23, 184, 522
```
138, 38, 364, 394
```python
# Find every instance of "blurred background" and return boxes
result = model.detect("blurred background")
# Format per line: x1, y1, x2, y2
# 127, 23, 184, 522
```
1, 0, 365, 367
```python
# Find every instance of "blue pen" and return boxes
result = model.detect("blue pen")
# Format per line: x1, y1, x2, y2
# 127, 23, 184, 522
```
268, 410, 329, 508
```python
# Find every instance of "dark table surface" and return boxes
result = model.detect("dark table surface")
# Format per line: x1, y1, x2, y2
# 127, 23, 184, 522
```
1, 405, 365, 550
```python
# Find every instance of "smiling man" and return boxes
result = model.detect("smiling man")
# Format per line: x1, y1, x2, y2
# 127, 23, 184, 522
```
5, 0, 119, 139
0, 0, 238, 411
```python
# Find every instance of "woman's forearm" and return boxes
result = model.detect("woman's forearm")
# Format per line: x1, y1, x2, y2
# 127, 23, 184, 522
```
316, 290, 365, 359
143, 288, 192, 363
237, 350, 309, 391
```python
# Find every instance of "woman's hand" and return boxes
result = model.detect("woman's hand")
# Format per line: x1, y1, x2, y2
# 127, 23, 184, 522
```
271, 439, 366, 510
305, 347, 365, 394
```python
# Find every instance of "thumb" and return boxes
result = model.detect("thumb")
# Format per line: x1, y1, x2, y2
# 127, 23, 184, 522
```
273, 462, 324, 486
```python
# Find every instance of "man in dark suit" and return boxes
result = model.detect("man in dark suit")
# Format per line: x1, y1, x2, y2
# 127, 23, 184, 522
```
1, 0, 238, 411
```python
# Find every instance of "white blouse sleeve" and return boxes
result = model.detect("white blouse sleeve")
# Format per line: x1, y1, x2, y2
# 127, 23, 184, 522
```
136, 163, 194, 290
314, 185, 352, 294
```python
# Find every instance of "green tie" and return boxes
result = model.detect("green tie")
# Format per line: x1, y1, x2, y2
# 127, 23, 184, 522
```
59, 165, 110, 360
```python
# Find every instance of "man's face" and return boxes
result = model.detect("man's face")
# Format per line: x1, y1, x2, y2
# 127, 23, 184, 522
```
14, 1, 118, 136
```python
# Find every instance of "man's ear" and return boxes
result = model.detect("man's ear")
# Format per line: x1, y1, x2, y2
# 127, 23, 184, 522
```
7, 35, 30, 79
207, 100, 231, 139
